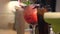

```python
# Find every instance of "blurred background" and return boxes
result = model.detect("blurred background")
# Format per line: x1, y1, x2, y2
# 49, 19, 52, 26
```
0, 0, 30, 34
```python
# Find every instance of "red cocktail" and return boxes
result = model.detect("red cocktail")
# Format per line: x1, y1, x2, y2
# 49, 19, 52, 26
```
24, 5, 37, 34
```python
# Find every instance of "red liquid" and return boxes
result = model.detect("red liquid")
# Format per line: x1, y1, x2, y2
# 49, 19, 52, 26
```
24, 5, 37, 25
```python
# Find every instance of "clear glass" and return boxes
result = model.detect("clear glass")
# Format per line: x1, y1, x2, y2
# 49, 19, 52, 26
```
25, 24, 36, 34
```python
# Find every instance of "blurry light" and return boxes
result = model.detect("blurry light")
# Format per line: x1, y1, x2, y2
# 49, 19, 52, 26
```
7, 1, 19, 12
7, 1, 26, 12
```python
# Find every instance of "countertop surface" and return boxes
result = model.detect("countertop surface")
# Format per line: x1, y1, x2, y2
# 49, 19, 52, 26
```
0, 29, 30, 34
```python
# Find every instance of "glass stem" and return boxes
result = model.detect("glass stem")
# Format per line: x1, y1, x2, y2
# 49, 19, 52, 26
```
32, 25, 35, 34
